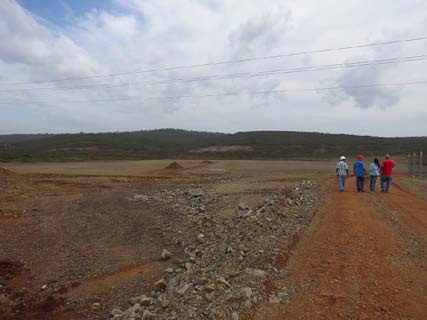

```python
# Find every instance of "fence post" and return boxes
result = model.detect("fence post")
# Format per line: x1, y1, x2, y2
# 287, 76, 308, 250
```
420, 151, 423, 178
413, 153, 417, 178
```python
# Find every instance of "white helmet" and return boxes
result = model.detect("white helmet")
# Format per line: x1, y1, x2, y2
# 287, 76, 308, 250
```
340, 156, 346, 160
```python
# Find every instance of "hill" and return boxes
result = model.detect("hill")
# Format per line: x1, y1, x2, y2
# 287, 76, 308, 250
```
0, 133, 54, 144
0, 129, 425, 161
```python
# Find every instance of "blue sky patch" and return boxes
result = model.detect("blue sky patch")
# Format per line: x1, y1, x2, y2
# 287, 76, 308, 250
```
18, 0, 122, 26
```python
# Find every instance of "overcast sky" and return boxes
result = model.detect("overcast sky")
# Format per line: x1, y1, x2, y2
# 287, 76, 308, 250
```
0, 0, 426, 136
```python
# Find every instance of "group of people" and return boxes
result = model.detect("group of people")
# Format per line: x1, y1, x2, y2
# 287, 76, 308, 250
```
336, 154, 395, 192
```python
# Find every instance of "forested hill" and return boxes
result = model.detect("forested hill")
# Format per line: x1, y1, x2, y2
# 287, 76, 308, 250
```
0, 134, 53, 144
0, 129, 425, 161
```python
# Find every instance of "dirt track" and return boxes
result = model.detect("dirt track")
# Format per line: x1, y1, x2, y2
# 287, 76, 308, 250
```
257, 176, 427, 319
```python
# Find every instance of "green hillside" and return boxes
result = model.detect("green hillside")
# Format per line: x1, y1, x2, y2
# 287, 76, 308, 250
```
0, 134, 54, 144
0, 129, 425, 161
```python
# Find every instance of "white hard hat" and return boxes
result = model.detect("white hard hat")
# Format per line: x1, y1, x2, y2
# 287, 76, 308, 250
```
340, 156, 346, 160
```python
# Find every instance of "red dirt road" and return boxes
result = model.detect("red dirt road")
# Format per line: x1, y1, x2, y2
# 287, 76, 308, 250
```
258, 176, 427, 319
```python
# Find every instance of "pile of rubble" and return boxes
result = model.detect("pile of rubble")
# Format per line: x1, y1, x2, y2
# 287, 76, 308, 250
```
0, 167, 20, 188
112, 180, 315, 319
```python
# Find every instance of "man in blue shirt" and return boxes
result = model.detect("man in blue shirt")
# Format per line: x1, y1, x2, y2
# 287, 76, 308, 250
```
353, 155, 367, 192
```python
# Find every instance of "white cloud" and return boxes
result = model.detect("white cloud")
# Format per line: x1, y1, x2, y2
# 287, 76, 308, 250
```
0, 1, 104, 81
229, 7, 291, 58
0, 0, 426, 136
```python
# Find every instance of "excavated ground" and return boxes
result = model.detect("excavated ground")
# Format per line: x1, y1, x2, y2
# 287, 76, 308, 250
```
1, 160, 425, 319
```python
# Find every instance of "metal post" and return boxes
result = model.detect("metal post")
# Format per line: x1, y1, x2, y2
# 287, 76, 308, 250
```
413, 152, 417, 178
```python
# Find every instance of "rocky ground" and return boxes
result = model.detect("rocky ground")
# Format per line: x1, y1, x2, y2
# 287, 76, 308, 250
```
0, 161, 318, 320
108, 180, 316, 320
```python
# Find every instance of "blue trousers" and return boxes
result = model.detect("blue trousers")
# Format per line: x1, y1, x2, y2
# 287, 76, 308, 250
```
381, 176, 392, 191
369, 175, 378, 192
338, 175, 346, 191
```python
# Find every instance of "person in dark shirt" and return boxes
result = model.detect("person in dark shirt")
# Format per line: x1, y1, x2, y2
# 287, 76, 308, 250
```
353, 155, 367, 192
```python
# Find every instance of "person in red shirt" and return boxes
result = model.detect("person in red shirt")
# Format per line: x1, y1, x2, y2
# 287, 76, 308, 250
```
380, 154, 395, 192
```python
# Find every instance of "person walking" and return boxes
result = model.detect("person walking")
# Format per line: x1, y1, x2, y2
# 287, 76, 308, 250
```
368, 158, 380, 192
336, 156, 349, 191
354, 155, 367, 192
380, 154, 395, 192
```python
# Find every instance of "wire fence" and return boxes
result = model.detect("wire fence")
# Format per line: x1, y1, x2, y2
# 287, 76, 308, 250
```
408, 151, 427, 179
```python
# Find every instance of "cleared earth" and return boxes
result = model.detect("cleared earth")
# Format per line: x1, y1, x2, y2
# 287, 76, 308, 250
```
0, 159, 425, 319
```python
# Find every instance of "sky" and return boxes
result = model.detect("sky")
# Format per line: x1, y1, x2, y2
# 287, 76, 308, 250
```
0, 0, 426, 137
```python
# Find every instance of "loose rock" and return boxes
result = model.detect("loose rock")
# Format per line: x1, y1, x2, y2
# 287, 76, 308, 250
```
154, 279, 167, 291
240, 287, 253, 299
161, 249, 172, 260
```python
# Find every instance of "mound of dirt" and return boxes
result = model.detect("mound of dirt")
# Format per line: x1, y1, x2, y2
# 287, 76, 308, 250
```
163, 161, 184, 170
201, 160, 214, 165
0, 167, 18, 177
112, 181, 317, 319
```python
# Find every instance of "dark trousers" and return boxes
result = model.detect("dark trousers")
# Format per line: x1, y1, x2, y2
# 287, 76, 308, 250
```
356, 177, 365, 192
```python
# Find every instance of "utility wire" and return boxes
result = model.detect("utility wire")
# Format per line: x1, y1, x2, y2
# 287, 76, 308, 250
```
1, 81, 425, 105
2, 36, 426, 86
0, 54, 425, 94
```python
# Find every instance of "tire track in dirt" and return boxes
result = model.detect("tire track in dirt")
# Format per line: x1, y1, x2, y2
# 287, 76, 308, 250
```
65, 261, 158, 298
256, 176, 426, 319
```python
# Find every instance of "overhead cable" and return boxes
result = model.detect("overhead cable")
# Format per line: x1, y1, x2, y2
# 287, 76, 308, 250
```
0, 54, 425, 94
2, 36, 426, 86
1, 80, 425, 105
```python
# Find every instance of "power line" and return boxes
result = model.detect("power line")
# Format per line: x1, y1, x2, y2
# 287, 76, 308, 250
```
1, 81, 425, 105
2, 36, 427, 86
1, 54, 426, 94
